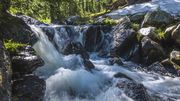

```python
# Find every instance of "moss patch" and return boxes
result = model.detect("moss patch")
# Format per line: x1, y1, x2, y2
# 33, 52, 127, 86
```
4, 40, 27, 53
131, 23, 140, 31
154, 28, 166, 40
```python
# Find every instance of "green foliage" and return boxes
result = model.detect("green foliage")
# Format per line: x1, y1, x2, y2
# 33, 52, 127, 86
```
9, 0, 112, 23
4, 40, 26, 53
155, 28, 166, 40
101, 18, 118, 25
131, 23, 140, 31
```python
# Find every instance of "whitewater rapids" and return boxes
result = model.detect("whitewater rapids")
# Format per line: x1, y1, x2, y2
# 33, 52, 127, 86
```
30, 25, 180, 101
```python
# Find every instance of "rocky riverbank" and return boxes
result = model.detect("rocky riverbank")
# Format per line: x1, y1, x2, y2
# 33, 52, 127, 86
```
0, 0, 180, 101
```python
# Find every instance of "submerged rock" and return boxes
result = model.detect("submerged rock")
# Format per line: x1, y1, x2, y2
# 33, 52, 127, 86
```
12, 75, 45, 101
108, 57, 124, 66
116, 78, 151, 101
0, 40, 12, 101
83, 59, 95, 71
11, 46, 44, 79
142, 9, 174, 27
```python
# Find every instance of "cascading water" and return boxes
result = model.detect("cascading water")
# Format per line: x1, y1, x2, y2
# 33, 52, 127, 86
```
30, 25, 180, 101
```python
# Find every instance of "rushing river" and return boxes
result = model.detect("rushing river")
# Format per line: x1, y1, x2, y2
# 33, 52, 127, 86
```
30, 25, 180, 101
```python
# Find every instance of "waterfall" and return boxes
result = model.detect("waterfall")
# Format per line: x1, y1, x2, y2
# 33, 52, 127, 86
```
30, 25, 180, 101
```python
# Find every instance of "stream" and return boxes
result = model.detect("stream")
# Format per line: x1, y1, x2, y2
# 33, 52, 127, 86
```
30, 25, 180, 101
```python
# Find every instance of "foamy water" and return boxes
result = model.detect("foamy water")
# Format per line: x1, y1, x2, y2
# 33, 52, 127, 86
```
31, 25, 180, 101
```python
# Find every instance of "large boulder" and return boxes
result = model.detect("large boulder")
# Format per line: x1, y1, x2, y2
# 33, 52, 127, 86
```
141, 37, 165, 65
116, 78, 151, 101
142, 9, 174, 27
172, 24, 180, 46
110, 17, 137, 59
12, 75, 45, 101
0, 13, 38, 45
11, 46, 44, 79
0, 40, 12, 101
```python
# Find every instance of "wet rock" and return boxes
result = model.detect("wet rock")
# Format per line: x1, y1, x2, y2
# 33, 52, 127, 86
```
141, 37, 165, 65
172, 24, 180, 46
0, 40, 12, 101
142, 9, 174, 27
83, 59, 95, 71
11, 46, 44, 79
41, 27, 55, 42
17, 15, 46, 25
110, 17, 137, 58
116, 78, 151, 101
170, 51, 180, 65
63, 41, 89, 59
84, 26, 103, 52
12, 75, 45, 101
108, 57, 123, 65
114, 73, 133, 81
0, 13, 38, 45
146, 62, 174, 76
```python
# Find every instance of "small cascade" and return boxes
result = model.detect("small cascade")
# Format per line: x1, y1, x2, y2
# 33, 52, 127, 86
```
30, 25, 180, 101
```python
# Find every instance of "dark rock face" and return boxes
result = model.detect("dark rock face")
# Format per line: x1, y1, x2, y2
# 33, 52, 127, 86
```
110, 17, 137, 59
116, 79, 151, 101
142, 9, 174, 27
63, 42, 89, 59
0, 13, 38, 45
12, 75, 45, 101
84, 25, 112, 52
84, 26, 103, 52
0, 40, 12, 101
141, 37, 165, 65
11, 46, 44, 79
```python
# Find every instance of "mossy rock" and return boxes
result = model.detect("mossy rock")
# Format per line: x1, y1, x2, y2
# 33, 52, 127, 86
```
4, 40, 27, 55
0, 13, 38, 45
